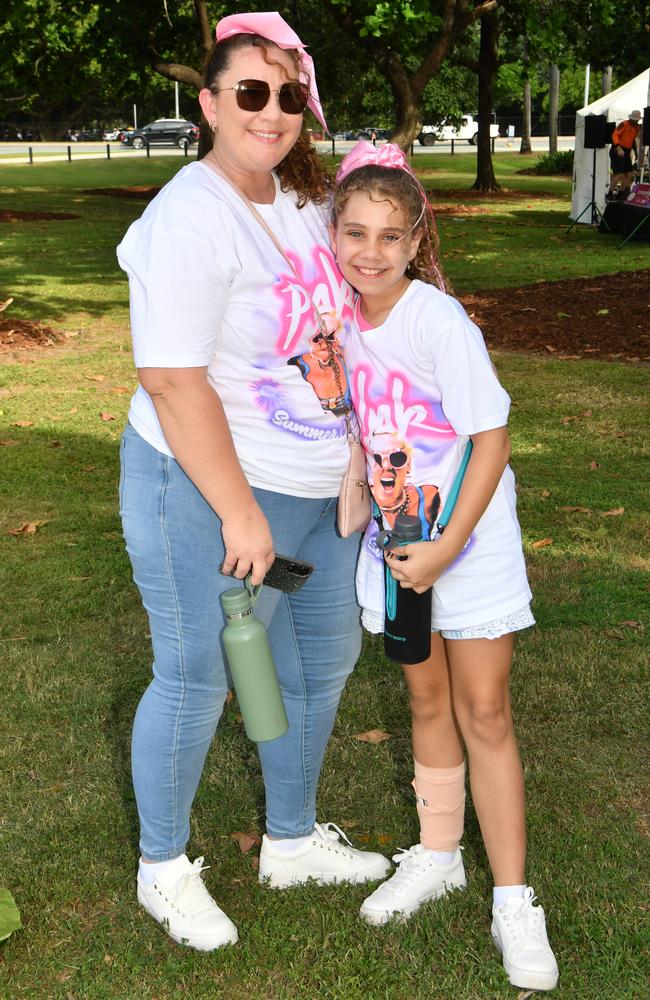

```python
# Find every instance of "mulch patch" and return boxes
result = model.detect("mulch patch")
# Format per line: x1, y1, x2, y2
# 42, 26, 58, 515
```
86, 186, 161, 199
0, 317, 65, 350
0, 210, 79, 222
460, 270, 649, 362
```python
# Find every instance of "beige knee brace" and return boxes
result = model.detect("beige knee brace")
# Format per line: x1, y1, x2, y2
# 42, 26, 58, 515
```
412, 759, 466, 851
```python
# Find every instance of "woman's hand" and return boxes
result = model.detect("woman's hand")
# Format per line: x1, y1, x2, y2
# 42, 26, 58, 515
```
221, 502, 275, 585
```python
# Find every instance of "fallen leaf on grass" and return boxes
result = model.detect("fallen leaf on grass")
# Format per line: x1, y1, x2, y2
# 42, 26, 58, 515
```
618, 620, 643, 632
81, 464, 96, 472
581, 409, 593, 417
531, 538, 553, 549
596, 308, 609, 316
103, 954, 114, 966
557, 354, 581, 360
230, 831, 261, 854
110, 386, 131, 394
540, 489, 551, 498
0, 439, 18, 446
602, 507, 624, 517
589, 461, 600, 470
604, 629, 626, 640
556, 311, 571, 318
7, 520, 49, 536
86, 374, 106, 382
13, 420, 33, 427
0, 297, 15, 313
544, 343, 556, 352
377, 834, 391, 845
355, 729, 391, 744
561, 416, 578, 425
99, 412, 116, 422
559, 506, 591, 513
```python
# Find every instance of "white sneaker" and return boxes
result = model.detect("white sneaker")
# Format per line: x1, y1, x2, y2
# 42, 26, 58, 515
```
137, 855, 238, 951
491, 886, 559, 991
259, 822, 391, 888
360, 844, 466, 925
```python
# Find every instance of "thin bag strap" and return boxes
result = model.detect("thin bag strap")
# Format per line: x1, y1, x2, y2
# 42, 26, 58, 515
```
437, 440, 473, 533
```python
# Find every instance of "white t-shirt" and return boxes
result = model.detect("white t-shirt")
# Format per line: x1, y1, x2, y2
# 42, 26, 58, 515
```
345, 280, 532, 630
116, 161, 356, 497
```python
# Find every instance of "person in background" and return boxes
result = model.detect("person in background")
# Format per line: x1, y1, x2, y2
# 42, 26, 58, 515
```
607, 109, 641, 200
116, 12, 389, 953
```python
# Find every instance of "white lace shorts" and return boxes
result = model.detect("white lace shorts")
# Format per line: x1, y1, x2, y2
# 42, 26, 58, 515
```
362, 604, 535, 641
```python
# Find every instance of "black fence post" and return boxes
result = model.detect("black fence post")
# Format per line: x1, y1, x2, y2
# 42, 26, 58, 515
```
451, 139, 455, 155
331, 137, 336, 157
184, 143, 188, 157
28, 147, 33, 165
67, 145, 72, 162
146, 141, 150, 158
106, 143, 111, 160
491, 136, 495, 153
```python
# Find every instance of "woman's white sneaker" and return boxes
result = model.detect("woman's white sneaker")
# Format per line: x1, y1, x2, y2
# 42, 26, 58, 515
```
258, 822, 391, 888
491, 886, 559, 991
137, 855, 238, 951
360, 844, 466, 925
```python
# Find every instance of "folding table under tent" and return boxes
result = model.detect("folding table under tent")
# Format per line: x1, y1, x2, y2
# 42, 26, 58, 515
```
570, 67, 650, 224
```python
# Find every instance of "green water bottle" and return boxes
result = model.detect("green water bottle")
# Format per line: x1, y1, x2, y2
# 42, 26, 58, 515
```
221, 585, 289, 743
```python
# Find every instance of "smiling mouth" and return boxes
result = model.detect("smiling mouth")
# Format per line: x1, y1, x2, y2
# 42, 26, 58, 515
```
356, 266, 386, 276
249, 129, 282, 141
379, 473, 396, 490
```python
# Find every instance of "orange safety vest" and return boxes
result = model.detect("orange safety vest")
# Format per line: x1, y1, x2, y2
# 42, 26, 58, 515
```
611, 120, 639, 149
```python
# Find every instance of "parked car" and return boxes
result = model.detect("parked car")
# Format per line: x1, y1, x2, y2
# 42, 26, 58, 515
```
418, 115, 499, 146
68, 129, 103, 142
121, 119, 200, 150
355, 127, 392, 141
103, 127, 130, 141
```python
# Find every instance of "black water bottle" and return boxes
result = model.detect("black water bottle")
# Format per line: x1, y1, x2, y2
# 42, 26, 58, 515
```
380, 514, 432, 665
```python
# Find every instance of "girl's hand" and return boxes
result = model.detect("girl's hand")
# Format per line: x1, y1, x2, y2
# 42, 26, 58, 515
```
385, 540, 454, 593
221, 502, 275, 585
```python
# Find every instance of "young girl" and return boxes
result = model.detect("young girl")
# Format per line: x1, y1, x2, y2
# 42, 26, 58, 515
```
330, 142, 559, 993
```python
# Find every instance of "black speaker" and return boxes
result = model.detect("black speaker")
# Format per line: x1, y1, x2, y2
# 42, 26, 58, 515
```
584, 114, 608, 149
643, 106, 650, 137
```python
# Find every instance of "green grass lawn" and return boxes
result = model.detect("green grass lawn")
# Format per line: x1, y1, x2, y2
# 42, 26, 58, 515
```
0, 156, 648, 999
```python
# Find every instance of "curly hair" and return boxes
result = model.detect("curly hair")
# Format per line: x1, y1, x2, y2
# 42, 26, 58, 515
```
331, 165, 447, 291
203, 34, 333, 207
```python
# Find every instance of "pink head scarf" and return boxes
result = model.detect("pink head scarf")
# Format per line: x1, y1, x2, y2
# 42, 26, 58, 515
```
215, 11, 328, 133
336, 140, 413, 183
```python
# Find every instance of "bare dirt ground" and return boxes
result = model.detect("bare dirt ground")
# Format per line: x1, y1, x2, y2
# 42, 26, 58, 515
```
1, 199, 648, 363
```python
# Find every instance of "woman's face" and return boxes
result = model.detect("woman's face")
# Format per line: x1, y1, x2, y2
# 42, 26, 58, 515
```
199, 44, 303, 177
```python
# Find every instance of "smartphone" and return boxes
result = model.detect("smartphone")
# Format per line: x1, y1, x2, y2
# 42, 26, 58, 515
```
262, 554, 314, 593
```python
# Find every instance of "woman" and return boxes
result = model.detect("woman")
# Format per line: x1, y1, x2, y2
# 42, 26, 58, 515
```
117, 11, 389, 952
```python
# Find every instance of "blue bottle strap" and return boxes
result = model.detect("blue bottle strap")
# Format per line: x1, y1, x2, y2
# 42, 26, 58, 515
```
437, 440, 473, 533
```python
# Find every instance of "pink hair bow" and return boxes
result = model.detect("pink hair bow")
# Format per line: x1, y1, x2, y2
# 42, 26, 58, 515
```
216, 11, 328, 133
336, 141, 413, 183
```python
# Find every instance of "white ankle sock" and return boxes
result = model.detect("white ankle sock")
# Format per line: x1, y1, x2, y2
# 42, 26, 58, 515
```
493, 884, 525, 907
423, 846, 457, 866
138, 855, 186, 885
266, 834, 312, 853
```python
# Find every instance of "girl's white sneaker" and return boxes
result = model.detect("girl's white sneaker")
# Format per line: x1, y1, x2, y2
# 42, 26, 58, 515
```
259, 822, 391, 888
491, 886, 559, 991
137, 855, 238, 951
359, 844, 466, 925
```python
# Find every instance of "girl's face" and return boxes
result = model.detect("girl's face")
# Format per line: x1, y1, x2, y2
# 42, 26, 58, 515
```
330, 190, 421, 312
199, 45, 303, 178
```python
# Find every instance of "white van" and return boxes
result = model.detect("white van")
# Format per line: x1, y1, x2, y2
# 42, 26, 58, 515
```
418, 114, 499, 146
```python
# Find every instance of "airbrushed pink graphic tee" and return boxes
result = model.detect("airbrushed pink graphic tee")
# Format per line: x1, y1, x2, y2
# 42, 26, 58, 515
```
345, 281, 532, 630
116, 161, 355, 497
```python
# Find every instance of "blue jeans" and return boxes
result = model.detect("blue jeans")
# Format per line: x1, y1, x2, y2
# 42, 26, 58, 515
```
119, 423, 361, 861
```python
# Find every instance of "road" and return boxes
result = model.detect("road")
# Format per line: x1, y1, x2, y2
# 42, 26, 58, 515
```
0, 135, 575, 165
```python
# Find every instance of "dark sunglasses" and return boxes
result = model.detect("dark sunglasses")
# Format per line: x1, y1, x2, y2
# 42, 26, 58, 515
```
213, 79, 308, 115
373, 451, 408, 469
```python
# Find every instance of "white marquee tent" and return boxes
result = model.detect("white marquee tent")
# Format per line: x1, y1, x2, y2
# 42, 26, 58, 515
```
570, 68, 649, 223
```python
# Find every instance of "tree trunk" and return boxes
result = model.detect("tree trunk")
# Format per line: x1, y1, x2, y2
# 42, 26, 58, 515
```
548, 63, 560, 154
472, 8, 500, 192
520, 77, 532, 153
601, 66, 613, 95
